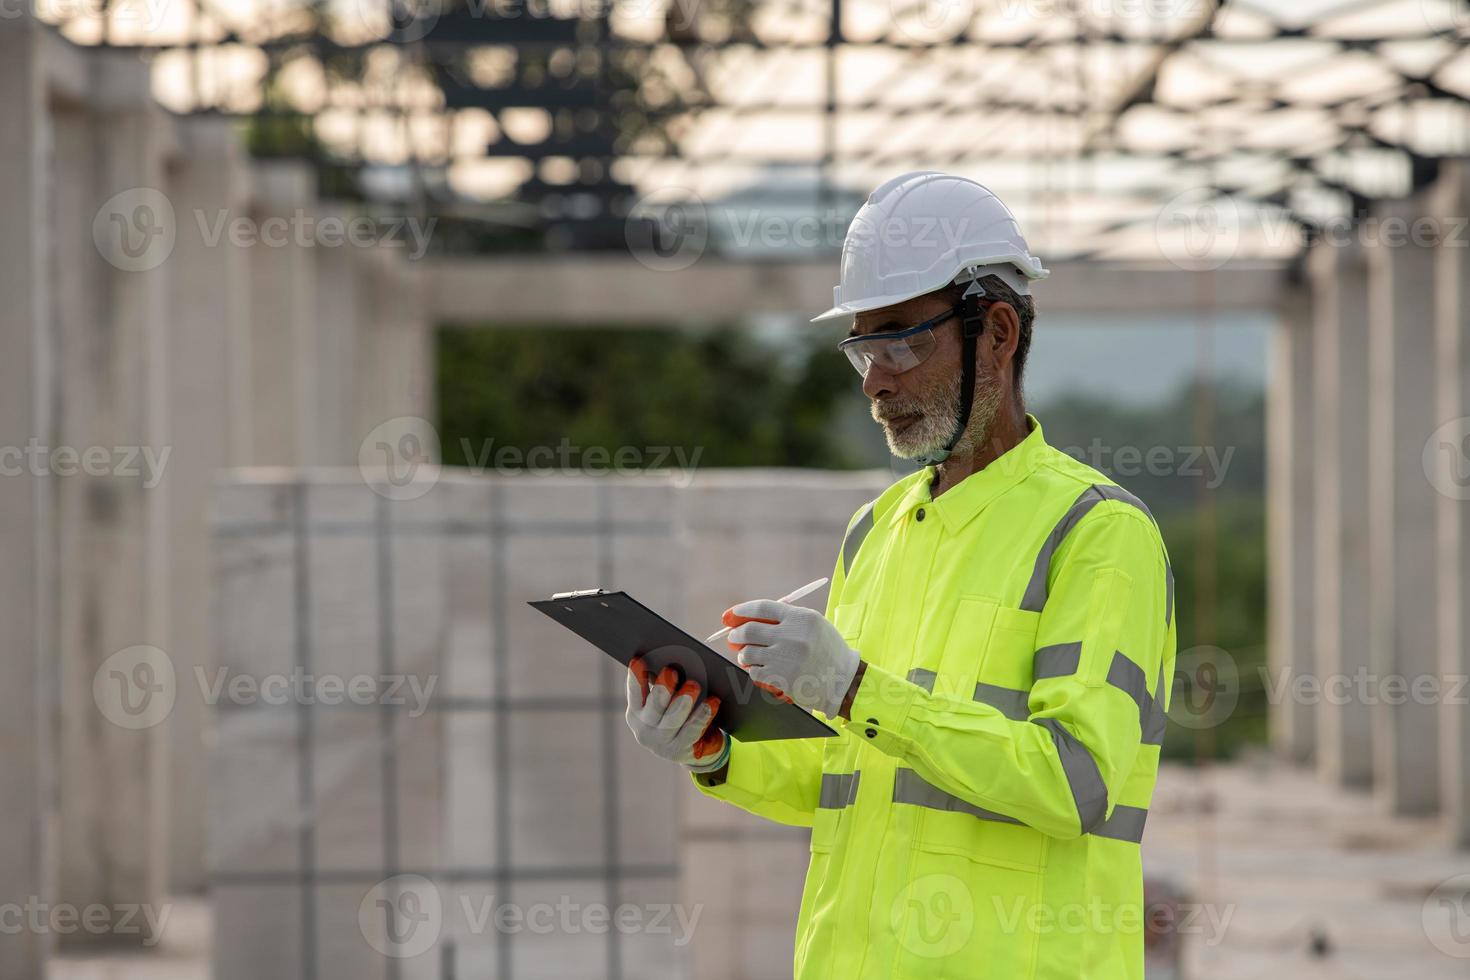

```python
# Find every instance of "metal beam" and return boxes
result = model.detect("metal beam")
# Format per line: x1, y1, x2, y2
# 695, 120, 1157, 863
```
422, 255, 1285, 324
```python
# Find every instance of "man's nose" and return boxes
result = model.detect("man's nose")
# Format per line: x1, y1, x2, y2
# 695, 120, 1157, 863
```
862, 365, 898, 401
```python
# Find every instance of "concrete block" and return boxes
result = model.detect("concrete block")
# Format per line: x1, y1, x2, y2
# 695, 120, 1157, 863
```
313, 712, 385, 871
444, 533, 495, 699
508, 710, 606, 870
211, 532, 298, 686
614, 722, 683, 868
315, 883, 390, 980
505, 879, 610, 980
214, 885, 304, 980
499, 478, 600, 527
616, 875, 690, 979
395, 709, 445, 872
445, 713, 498, 867
210, 711, 303, 874
505, 534, 607, 700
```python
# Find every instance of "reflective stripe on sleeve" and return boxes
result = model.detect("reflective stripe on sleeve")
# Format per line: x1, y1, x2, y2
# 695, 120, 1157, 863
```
818, 771, 861, 809
1032, 716, 1109, 833
1020, 483, 1171, 624
1090, 804, 1148, 843
1033, 642, 1082, 679
841, 500, 877, 578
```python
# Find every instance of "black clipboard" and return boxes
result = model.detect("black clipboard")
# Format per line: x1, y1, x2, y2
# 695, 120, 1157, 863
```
528, 590, 836, 742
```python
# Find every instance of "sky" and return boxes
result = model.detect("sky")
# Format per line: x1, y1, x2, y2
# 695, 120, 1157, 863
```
1025, 311, 1271, 407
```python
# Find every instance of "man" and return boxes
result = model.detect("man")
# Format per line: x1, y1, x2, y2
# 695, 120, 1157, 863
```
624, 171, 1176, 979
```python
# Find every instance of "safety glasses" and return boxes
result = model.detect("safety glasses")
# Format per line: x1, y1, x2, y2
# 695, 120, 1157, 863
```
837, 304, 963, 378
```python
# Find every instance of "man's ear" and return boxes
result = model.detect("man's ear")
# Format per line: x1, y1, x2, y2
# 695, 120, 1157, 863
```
981, 302, 1021, 371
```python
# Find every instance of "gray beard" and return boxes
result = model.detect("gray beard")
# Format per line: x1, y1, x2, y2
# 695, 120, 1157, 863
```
874, 367, 1004, 462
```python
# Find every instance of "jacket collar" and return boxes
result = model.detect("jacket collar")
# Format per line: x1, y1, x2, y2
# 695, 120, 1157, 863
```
888, 414, 1051, 533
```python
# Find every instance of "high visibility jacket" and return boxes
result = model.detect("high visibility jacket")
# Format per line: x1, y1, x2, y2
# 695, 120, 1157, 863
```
694, 416, 1176, 980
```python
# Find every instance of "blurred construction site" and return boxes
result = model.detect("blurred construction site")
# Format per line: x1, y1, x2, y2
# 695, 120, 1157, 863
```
5, 0, 1470, 977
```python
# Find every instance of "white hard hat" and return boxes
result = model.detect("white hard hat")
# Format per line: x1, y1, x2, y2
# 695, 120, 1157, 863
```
811, 171, 1049, 323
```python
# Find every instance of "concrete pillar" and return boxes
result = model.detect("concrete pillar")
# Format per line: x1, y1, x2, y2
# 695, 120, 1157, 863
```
0, 18, 57, 979
245, 162, 318, 466
1267, 281, 1315, 764
311, 220, 364, 465
53, 50, 171, 936
1310, 238, 1375, 789
1431, 163, 1470, 846
355, 247, 434, 449
162, 116, 254, 893
1366, 197, 1442, 816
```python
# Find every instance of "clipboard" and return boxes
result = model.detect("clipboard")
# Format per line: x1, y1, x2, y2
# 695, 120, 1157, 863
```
528, 590, 836, 742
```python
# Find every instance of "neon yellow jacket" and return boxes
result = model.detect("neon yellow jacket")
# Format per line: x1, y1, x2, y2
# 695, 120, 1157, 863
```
694, 416, 1176, 979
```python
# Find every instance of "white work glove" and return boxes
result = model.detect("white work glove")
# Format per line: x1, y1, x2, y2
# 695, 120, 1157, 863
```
625, 655, 730, 773
724, 600, 861, 719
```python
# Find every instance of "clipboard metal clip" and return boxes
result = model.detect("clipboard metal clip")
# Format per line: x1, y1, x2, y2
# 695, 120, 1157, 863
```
550, 588, 608, 600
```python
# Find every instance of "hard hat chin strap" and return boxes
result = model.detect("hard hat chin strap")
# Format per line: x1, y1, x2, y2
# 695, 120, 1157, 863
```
913, 290, 987, 467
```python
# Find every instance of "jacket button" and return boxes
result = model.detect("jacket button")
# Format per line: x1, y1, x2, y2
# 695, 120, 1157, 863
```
865, 717, 878, 738
915, 508, 925, 522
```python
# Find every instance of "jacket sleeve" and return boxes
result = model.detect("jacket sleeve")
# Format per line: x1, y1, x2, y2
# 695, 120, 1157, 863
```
841, 505, 1172, 839
688, 503, 872, 826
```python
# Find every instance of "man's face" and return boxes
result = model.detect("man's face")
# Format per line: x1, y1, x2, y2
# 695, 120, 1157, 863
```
851, 290, 1011, 461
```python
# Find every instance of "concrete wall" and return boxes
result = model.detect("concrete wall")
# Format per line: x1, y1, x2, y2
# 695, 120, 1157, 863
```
0, 16, 437, 975
207, 469, 888, 980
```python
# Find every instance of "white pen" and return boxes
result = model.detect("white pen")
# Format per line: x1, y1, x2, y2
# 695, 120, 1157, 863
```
704, 577, 830, 645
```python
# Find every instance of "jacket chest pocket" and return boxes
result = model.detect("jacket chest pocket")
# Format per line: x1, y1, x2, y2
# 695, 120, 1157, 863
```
928, 598, 1040, 704
976, 606, 1041, 705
